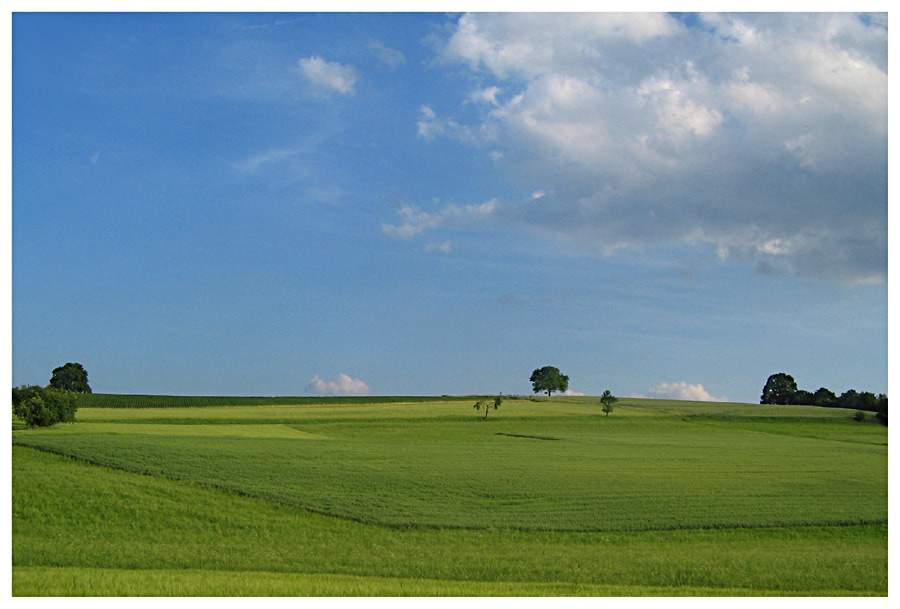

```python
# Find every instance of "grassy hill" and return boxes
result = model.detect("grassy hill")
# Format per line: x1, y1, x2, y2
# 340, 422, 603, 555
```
12, 395, 887, 595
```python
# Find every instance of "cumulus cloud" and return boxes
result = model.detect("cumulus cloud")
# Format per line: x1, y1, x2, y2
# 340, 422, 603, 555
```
428, 13, 887, 283
308, 373, 371, 396
298, 56, 359, 95
648, 382, 726, 402
563, 389, 585, 396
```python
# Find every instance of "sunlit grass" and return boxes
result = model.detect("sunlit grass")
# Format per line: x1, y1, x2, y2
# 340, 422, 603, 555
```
13, 567, 880, 597
12, 396, 887, 595
12, 446, 886, 595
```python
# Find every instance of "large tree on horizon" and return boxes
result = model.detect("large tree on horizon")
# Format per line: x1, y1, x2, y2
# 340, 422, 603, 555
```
530, 366, 569, 397
760, 373, 796, 405
49, 362, 92, 393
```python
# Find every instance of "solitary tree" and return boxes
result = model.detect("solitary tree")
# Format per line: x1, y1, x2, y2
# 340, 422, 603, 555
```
600, 390, 617, 416
760, 373, 797, 405
49, 363, 91, 393
530, 366, 569, 397
474, 395, 503, 420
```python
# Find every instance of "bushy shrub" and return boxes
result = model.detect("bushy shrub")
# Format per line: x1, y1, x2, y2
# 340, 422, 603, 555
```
853, 410, 867, 423
12, 385, 77, 427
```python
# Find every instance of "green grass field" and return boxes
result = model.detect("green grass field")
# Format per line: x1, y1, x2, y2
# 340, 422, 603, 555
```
12, 396, 887, 596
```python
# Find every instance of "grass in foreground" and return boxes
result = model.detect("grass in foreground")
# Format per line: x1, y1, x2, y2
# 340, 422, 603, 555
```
12, 397, 888, 595
12, 446, 886, 595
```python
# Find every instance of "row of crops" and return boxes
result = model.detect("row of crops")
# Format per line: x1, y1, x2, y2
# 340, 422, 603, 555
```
73, 394, 461, 409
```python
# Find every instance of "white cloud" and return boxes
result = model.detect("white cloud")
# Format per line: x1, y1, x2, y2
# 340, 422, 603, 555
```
563, 389, 584, 396
383, 199, 499, 238
416, 105, 445, 139
648, 382, 726, 402
416, 105, 490, 143
308, 373, 371, 396
468, 86, 502, 106
297, 56, 359, 95
428, 13, 887, 283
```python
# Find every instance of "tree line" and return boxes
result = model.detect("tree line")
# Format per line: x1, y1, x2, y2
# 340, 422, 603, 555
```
761, 372, 886, 425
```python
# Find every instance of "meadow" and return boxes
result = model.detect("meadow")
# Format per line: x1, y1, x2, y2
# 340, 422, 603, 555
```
11, 395, 887, 596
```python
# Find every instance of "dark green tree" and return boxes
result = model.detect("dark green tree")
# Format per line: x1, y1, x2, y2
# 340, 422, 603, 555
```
837, 389, 861, 410
858, 392, 878, 412
49, 362, 92, 393
760, 373, 797, 405
600, 390, 617, 416
12, 385, 77, 427
792, 389, 815, 405
530, 366, 569, 397
875, 395, 887, 426
813, 387, 837, 408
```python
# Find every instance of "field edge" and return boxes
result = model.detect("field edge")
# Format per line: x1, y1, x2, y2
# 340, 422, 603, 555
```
12, 567, 886, 597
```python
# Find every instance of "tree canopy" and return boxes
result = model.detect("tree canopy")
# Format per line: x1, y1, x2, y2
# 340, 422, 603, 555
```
49, 363, 92, 393
12, 385, 78, 427
600, 390, 617, 416
529, 366, 569, 397
760, 373, 797, 405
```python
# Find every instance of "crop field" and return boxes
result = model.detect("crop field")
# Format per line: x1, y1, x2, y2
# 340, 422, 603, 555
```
12, 396, 887, 596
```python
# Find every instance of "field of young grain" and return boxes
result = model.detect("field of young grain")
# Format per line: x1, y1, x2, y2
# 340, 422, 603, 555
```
11, 396, 887, 596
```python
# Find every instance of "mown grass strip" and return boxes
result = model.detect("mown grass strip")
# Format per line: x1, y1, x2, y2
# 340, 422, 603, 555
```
12, 567, 884, 597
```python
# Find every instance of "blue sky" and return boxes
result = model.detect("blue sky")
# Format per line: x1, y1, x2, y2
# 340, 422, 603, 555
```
10, 12, 888, 402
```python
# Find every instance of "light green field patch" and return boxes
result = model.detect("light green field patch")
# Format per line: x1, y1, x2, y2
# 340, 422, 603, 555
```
14, 422, 326, 439
71, 400, 635, 425
12, 567, 878, 597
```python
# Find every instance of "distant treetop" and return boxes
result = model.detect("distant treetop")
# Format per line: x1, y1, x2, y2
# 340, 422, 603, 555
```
49, 362, 92, 393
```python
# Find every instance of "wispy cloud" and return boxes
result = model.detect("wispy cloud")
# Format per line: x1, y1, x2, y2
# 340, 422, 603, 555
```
308, 373, 371, 396
298, 56, 359, 96
230, 148, 299, 174
425, 240, 452, 254
370, 40, 406, 67
382, 199, 499, 238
